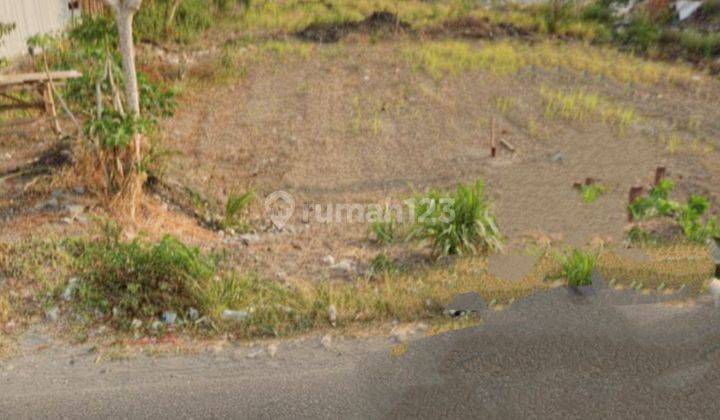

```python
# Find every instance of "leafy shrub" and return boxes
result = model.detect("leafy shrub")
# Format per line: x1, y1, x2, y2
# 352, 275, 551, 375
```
408, 180, 502, 256
615, 14, 662, 52
580, 0, 615, 24
559, 248, 596, 287
629, 178, 677, 220
84, 112, 153, 150
629, 178, 720, 243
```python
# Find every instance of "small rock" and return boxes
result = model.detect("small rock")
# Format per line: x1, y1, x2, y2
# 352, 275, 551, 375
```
321, 255, 335, 265
150, 320, 163, 330
550, 152, 564, 163
187, 308, 200, 321
390, 326, 408, 343
73, 186, 86, 195
221, 309, 249, 321
61, 278, 80, 301
239, 233, 260, 245
246, 348, 264, 359
709, 240, 720, 276
276, 271, 287, 281
45, 306, 60, 322
321, 334, 333, 350
328, 304, 337, 327
130, 319, 143, 329
330, 259, 357, 276
709, 279, 720, 308
65, 204, 85, 217
45, 197, 60, 209
267, 344, 278, 358
162, 311, 177, 325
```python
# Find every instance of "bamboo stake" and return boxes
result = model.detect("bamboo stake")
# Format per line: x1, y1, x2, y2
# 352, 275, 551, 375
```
491, 116, 497, 158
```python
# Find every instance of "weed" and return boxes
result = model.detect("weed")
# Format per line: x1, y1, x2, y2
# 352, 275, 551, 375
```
0, 22, 14, 68
558, 248, 596, 287
493, 96, 517, 114
580, 184, 606, 204
367, 252, 398, 278
222, 190, 254, 231
407, 179, 502, 256
370, 217, 399, 245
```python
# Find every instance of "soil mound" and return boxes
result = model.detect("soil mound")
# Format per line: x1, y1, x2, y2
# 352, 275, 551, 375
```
296, 11, 410, 43
422, 16, 530, 39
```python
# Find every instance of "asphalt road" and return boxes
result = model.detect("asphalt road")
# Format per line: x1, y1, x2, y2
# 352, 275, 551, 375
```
2, 287, 720, 419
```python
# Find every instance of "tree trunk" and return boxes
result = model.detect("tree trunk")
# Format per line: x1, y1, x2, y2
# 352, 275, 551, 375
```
114, 10, 140, 116
103, 0, 142, 116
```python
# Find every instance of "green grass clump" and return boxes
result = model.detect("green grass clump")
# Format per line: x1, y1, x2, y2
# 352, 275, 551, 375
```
222, 190, 254, 231
370, 217, 399, 245
408, 179, 502, 257
366, 252, 398, 278
69, 228, 219, 329
558, 248, 596, 287
679, 30, 720, 58
580, 184, 606, 204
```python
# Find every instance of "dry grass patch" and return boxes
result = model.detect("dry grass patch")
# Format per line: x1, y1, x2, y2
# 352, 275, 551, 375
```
597, 245, 715, 294
539, 86, 638, 133
402, 39, 705, 88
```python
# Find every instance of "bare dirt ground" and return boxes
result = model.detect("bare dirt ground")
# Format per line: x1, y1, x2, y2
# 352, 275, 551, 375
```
159, 38, 720, 282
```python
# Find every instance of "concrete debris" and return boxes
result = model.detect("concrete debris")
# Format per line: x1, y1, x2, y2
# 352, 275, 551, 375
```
328, 304, 337, 327
221, 309, 249, 321
676, 1, 703, 21
445, 291, 486, 317
61, 278, 80, 301
709, 279, 720, 308
162, 311, 178, 325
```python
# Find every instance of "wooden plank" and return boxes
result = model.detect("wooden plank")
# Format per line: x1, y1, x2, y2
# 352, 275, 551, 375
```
0, 102, 44, 111
0, 71, 82, 87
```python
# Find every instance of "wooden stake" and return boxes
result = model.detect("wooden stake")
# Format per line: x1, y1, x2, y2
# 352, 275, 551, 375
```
654, 166, 666, 186
41, 81, 61, 134
628, 186, 644, 222
491, 117, 497, 158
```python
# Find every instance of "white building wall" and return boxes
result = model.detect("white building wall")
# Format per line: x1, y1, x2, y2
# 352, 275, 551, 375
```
0, 0, 75, 59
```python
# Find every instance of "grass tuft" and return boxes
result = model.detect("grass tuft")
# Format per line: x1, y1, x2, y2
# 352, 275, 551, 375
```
408, 179, 503, 257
